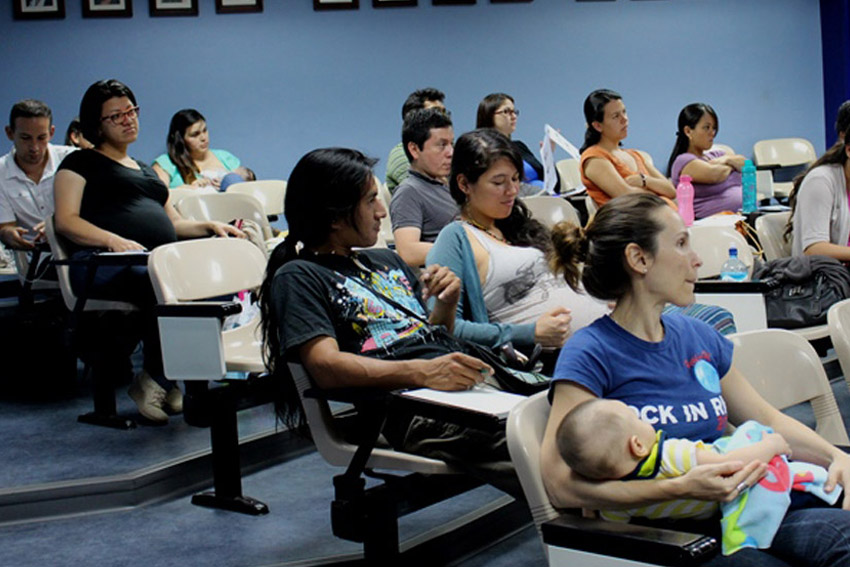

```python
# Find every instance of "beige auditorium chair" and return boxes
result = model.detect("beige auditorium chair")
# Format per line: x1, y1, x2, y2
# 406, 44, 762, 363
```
523, 196, 581, 229
755, 211, 792, 261
753, 138, 816, 197
225, 179, 287, 217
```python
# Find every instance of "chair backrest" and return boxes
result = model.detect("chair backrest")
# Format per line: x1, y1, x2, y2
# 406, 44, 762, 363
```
226, 179, 287, 217
689, 224, 754, 279
506, 391, 560, 533
43, 216, 136, 312
523, 196, 581, 229
753, 138, 816, 169
176, 193, 274, 240
584, 194, 598, 219
555, 158, 583, 192
709, 143, 735, 156
729, 329, 850, 445
374, 175, 394, 246
147, 237, 267, 303
828, 298, 850, 394
166, 187, 198, 209
755, 212, 792, 261
287, 362, 456, 474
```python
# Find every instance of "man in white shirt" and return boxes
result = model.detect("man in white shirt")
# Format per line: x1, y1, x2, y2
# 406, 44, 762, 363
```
0, 99, 75, 251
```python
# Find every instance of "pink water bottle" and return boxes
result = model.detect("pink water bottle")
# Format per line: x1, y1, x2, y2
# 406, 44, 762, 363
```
676, 174, 695, 227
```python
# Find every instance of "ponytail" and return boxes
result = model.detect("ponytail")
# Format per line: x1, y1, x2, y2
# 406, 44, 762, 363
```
549, 222, 588, 292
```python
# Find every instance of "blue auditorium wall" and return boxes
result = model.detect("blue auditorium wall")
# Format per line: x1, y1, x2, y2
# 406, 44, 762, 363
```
0, 0, 826, 182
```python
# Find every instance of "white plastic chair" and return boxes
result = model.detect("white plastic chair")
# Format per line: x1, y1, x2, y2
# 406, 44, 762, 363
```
755, 212, 791, 261
827, 299, 850, 394
148, 237, 270, 515
374, 175, 394, 247
148, 237, 266, 378
507, 392, 718, 565
176, 192, 274, 241
166, 187, 198, 209
287, 362, 456, 474
689, 224, 754, 280
44, 216, 139, 429
555, 158, 583, 192
584, 194, 598, 220
730, 329, 850, 445
523, 196, 581, 229
636, 149, 654, 168
226, 179, 287, 217
753, 138, 816, 197
709, 143, 735, 156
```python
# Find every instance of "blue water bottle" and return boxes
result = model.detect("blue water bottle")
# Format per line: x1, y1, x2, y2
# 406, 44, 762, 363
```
720, 247, 749, 282
742, 159, 757, 214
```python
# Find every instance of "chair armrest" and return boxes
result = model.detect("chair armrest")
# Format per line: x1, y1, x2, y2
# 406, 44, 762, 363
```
53, 251, 150, 267
155, 301, 242, 320
542, 514, 717, 566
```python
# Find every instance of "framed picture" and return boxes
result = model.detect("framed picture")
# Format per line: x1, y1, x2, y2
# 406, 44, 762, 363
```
149, 0, 197, 16
313, 0, 358, 10
14, 0, 66, 20
373, 0, 416, 6
491, 0, 531, 2
216, 0, 262, 13
433, 0, 475, 4
82, 0, 132, 18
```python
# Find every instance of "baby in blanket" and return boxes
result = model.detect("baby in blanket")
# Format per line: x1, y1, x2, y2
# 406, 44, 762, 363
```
556, 398, 842, 555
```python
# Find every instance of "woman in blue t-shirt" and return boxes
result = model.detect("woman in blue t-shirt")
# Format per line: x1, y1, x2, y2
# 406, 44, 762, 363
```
540, 193, 850, 566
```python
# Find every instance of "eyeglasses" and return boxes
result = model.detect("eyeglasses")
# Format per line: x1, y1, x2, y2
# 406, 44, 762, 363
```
495, 108, 519, 117
101, 106, 140, 125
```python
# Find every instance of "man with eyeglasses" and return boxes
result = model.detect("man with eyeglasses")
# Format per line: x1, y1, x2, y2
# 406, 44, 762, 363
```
0, 100, 75, 259
385, 88, 448, 194
390, 107, 457, 268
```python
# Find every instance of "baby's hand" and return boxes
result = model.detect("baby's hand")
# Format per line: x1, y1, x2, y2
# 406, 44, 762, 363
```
763, 432, 792, 459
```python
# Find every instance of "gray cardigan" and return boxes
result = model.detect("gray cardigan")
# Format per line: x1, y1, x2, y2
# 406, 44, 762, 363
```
792, 163, 850, 256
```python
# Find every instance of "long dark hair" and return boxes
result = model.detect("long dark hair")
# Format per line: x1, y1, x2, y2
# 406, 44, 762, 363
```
666, 103, 718, 177
450, 128, 550, 252
258, 148, 377, 430
786, 129, 850, 238
166, 109, 205, 185
550, 193, 667, 300
78, 79, 137, 148
476, 93, 513, 129
580, 89, 622, 154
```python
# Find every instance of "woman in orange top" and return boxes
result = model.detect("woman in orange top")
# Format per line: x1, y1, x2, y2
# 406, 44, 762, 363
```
579, 89, 675, 208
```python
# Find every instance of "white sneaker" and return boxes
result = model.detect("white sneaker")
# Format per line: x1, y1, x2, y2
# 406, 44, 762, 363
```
128, 372, 168, 423
164, 386, 183, 414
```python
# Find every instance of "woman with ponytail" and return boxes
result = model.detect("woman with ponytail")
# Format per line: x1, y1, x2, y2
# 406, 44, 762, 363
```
540, 193, 850, 566
788, 125, 850, 259
259, 147, 519, 494
667, 103, 746, 219
579, 89, 675, 208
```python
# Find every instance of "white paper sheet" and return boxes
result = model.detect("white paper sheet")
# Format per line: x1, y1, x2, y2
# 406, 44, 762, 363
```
540, 124, 583, 196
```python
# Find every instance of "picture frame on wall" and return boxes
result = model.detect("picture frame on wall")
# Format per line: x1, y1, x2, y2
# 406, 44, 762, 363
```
433, 0, 475, 5
14, 0, 66, 20
373, 0, 416, 7
82, 0, 132, 18
149, 0, 198, 16
215, 0, 262, 13
314, 0, 359, 10
491, 0, 531, 3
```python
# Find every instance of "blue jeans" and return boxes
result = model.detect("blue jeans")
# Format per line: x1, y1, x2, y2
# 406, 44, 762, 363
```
69, 249, 168, 388
692, 507, 850, 566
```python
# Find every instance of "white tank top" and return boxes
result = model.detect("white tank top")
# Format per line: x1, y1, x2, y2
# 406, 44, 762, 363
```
466, 226, 609, 331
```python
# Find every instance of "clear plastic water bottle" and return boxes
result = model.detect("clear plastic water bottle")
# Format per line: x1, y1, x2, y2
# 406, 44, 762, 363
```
676, 174, 695, 227
742, 159, 757, 214
720, 247, 748, 281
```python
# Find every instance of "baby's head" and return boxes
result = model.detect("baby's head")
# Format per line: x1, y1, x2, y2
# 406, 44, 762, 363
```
556, 398, 657, 480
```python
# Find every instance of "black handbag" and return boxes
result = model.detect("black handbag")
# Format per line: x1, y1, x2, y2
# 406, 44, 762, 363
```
755, 256, 850, 329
